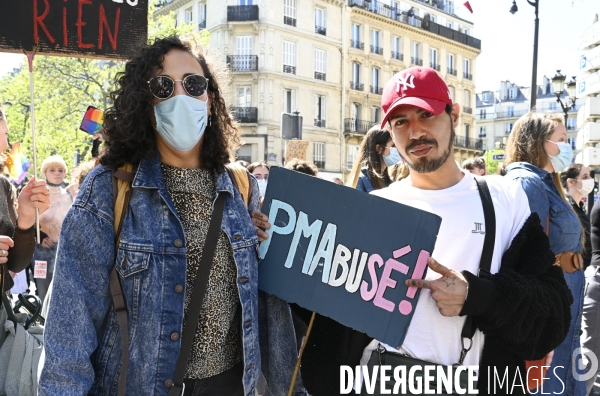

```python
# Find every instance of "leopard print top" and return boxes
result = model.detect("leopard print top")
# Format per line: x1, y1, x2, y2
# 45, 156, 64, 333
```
161, 163, 242, 379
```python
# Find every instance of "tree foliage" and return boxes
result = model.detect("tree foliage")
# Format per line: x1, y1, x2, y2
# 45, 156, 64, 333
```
0, 4, 208, 177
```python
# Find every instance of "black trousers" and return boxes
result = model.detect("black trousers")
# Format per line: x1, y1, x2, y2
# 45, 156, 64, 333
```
183, 362, 244, 396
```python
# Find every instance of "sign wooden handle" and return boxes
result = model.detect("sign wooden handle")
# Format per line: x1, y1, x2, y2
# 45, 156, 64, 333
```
287, 312, 316, 396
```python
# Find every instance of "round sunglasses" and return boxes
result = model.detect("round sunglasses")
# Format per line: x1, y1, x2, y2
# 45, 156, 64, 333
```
147, 74, 210, 100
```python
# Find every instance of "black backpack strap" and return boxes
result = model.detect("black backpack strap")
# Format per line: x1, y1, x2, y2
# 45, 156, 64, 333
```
110, 167, 135, 396
457, 177, 496, 365
168, 193, 227, 396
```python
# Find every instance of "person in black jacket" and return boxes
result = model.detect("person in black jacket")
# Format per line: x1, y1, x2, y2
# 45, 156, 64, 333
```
584, 196, 600, 395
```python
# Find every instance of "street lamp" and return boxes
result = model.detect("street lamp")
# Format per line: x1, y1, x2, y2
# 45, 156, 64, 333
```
551, 70, 577, 125
510, 0, 540, 111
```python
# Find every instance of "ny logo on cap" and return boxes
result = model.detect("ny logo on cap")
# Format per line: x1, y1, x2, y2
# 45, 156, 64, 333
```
396, 73, 415, 92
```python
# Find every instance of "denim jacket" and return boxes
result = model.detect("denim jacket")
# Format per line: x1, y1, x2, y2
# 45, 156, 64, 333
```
504, 162, 582, 255
38, 151, 305, 396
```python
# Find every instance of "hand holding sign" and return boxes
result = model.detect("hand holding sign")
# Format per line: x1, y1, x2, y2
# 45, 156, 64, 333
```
405, 257, 468, 317
251, 210, 271, 242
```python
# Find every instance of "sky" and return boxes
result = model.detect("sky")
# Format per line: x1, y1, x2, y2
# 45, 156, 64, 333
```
0, 0, 597, 93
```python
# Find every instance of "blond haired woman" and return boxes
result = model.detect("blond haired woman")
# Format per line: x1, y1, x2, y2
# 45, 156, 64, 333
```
504, 112, 585, 396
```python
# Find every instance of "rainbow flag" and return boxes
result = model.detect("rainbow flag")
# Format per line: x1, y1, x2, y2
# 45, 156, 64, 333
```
8, 142, 31, 184
79, 106, 104, 135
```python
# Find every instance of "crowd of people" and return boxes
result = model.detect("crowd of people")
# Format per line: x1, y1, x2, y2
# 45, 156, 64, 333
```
0, 34, 598, 396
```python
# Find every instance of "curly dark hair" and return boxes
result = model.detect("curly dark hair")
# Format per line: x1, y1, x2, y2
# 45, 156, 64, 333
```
285, 159, 318, 176
100, 36, 241, 173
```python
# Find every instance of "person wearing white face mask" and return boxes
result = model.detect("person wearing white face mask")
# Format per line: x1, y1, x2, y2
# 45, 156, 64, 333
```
352, 125, 399, 193
561, 164, 593, 270
247, 162, 269, 198
504, 112, 586, 396
39, 36, 306, 396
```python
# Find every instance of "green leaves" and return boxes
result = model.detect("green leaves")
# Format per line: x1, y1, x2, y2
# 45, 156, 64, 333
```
0, 7, 208, 177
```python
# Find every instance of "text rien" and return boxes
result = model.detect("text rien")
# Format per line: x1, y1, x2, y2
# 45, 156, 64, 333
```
33, 0, 138, 50
340, 365, 479, 395
259, 199, 430, 315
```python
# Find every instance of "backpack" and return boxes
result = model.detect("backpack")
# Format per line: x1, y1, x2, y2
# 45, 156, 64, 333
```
109, 161, 252, 396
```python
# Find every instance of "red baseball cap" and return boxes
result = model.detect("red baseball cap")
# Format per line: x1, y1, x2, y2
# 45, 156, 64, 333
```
380, 67, 453, 129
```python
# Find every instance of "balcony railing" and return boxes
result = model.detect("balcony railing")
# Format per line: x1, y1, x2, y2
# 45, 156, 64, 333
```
447, 67, 457, 76
454, 136, 483, 151
464, 72, 473, 80
347, 0, 481, 49
198, 20, 206, 29
370, 85, 383, 95
370, 45, 383, 55
350, 81, 364, 91
463, 106, 473, 114
421, 19, 481, 50
314, 72, 326, 81
226, 55, 258, 72
391, 51, 403, 61
351, 40, 364, 50
314, 119, 326, 128
315, 25, 326, 35
344, 118, 373, 134
227, 5, 259, 22
411, 57, 423, 66
430, 63, 441, 71
230, 107, 258, 123
283, 65, 296, 74
496, 109, 528, 119
476, 113, 491, 120
284, 16, 296, 26
314, 160, 326, 169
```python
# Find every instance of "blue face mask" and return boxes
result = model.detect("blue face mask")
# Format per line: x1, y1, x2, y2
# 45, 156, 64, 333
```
383, 147, 402, 167
154, 95, 208, 152
546, 140, 573, 173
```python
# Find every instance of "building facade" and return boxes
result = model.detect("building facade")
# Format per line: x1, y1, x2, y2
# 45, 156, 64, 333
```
476, 77, 581, 158
156, 0, 482, 179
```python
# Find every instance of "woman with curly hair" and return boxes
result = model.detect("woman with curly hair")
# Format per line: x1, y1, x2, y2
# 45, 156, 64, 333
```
39, 37, 304, 396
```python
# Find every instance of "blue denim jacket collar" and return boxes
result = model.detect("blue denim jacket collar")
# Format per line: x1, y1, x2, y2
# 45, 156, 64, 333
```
505, 162, 549, 179
132, 150, 237, 199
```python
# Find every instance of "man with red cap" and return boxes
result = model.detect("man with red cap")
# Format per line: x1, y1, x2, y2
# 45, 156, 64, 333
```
360, 67, 572, 394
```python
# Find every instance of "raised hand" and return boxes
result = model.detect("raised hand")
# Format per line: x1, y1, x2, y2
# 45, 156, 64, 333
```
17, 177, 50, 229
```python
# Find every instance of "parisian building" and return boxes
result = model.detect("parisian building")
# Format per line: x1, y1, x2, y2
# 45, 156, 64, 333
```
576, 15, 600, 169
156, 0, 482, 179
476, 77, 581, 158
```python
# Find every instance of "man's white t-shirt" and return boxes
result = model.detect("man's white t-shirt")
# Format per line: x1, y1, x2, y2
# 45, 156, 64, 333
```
366, 170, 531, 367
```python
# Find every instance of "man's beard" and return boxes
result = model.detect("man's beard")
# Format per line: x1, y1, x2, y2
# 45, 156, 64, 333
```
401, 124, 455, 174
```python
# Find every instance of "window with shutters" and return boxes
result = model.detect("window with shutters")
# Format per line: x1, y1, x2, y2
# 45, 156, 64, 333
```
314, 49, 326, 81
463, 90, 471, 108
185, 7, 193, 24
391, 36, 401, 60
351, 24, 362, 49
505, 123, 513, 134
372, 107, 380, 123
347, 145, 360, 171
313, 142, 325, 169
315, 8, 326, 35
314, 95, 326, 127
464, 59, 471, 79
411, 42, 421, 65
283, 89, 297, 113
479, 127, 486, 138
370, 30, 382, 55
234, 36, 254, 72
284, 0, 297, 26
237, 87, 252, 107
430, 48, 438, 70
448, 86, 455, 102
448, 53, 455, 75
198, 3, 206, 29
283, 41, 296, 74
371, 68, 380, 94
351, 62, 361, 90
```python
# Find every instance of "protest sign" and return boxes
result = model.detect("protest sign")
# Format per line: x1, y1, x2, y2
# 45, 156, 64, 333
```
285, 140, 309, 163
0, 0, 148, 59
258, 167, 442, 347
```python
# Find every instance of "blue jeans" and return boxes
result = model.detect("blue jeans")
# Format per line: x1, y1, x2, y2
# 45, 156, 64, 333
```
535, 270, 586, 395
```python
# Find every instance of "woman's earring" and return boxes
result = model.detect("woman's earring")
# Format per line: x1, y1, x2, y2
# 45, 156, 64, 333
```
208, 116, 212, 128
